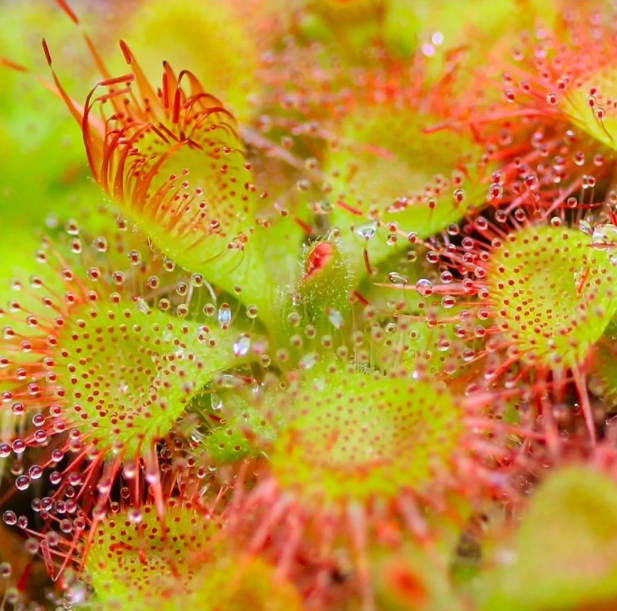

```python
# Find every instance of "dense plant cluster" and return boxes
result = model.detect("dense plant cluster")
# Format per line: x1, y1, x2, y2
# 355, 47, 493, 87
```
2, 0, 617, 609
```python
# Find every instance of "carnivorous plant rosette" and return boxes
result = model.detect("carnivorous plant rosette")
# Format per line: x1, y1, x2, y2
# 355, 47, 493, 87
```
1, 1, 617, 611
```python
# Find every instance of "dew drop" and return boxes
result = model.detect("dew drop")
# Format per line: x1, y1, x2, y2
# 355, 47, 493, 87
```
218, 303, 232, 329
299, 352, 318, 370
355, 222, 378, 241
233, 335, 251, 357
579, 219, 593, 235
134, 297, 151, 315
326, 308, 344, 329
66, 583, 87, 605
128, 508, 143, 524
388, 272, 408, 285
592, 223, 617, 245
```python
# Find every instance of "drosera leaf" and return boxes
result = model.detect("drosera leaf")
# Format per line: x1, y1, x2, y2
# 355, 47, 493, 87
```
268, 365, 465, 506
82, 502, 217, 611
360, 248, 476, 380
590, 339, 617, 407
450, 8, 617, 214
187, 551, 306, 611
38, 2, 285, 329
79, 501, 305, 611
323, 82, 491, 284
480, 467, 617, 611
226, 357, 535, 610
50, 303, 237, 457
550, 16, 617, 155
418, 208, 617, 445
487, 224, 617, 371
0, 226, 258, 525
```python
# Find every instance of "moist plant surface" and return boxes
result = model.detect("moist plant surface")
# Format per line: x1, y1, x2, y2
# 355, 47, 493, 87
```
2, 1, 617, 611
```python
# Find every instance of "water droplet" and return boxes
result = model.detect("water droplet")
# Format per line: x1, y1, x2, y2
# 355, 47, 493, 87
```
299, 352, 318, 370
388, 272, 408, 285
326, 308, 344, 329
133, 297, 151, 315
176, 304, 189, 317
355, 222, 378, 241
218, 304, 232, 329
66, 582, 87, 604
317, 200, 332, 214
43, 530, 59, 549
579, 220, 593, 235
122, 460, 137, 480
128, 508, 142, 524
233, 335, 251, 357
592, 223, 617, 245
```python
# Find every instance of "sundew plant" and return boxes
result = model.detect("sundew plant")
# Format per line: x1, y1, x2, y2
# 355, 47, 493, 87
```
3, 0, 617, 610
